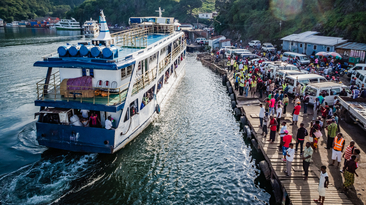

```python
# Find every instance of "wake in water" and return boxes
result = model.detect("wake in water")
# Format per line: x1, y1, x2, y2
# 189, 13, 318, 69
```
0, 152, 99, 205
12, 122, 47, 154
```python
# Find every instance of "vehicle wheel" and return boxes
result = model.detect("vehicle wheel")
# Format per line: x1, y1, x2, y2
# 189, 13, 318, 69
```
344, 111, 353, 124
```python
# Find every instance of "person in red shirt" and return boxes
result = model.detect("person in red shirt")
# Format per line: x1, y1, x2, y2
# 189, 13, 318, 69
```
291, 102, 301, 126
282, 130, 292, 161
267, 116, 278, 144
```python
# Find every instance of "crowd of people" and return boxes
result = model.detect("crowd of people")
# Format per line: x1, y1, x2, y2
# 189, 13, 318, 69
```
218, 48, 363, 204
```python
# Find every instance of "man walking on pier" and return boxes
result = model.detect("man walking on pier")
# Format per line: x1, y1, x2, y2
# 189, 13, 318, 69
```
325, 119, 337, 149
268, 116, 278, 144
285, 143, 294, 177
302, 142, 313, 180
290, 102, 301, 126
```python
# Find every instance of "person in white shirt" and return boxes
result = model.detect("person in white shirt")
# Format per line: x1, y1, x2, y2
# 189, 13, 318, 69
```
105, 116, 113, 130
314, 166, 329, 204
80, 109, 89, 119
239, 63, 243, 70
285, 143, 294, 177
259, 104, 265, 127
276, 104, 282, 131
278, 121, 287, 151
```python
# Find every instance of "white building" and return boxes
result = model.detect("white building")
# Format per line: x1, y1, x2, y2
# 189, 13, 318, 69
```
199, 13, 213, 19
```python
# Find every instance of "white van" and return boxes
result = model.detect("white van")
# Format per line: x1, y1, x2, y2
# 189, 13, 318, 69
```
347, 63, 366, 77
195, 38, 207, 44
304, 82, 351, 106
282, 52, 310, 65
351, 70, 366, 88
285, 74, 327, 96
267, 63, 299, 78
225, 49, 251, 58
276, 70, 305, 81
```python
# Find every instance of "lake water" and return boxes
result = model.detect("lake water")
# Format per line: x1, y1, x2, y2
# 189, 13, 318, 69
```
0, 27, 273, 204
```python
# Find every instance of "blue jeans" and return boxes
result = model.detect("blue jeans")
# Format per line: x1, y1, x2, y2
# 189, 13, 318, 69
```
259, 117, 263, 127
282, 146, 289, 157
304, 103, 308, 114
245, 87, 248, 97
269, 107, 274, 116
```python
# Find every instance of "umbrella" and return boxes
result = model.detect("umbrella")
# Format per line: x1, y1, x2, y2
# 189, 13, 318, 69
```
328, 52, 342, 59
315, 52, 328, 56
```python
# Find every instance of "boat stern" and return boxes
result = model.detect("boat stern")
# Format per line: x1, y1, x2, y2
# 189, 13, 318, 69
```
36, 122, 116, 154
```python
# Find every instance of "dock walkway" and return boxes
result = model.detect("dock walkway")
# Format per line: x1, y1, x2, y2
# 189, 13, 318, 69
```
197, 55, 353, 205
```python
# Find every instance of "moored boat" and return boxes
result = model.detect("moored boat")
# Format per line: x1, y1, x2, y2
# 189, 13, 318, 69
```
83, 18, 99, 38
33, 9, 186, 154
55, 18, 81, 30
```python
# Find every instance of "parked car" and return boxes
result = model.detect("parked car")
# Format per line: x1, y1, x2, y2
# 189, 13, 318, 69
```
305, 82, 351, 106
248, 40, 261, 47
262, 43, 276, 52
347, 63, 366, 77
225, 49, 251, 58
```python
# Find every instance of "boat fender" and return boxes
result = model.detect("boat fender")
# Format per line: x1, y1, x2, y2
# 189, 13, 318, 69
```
244, 125, 251, 139
271, 179, 282, 204
69, 45, 80, 57
230, 93, 235, 101
240, 116, 247, 126
251, 138, 259, 151
155, 104, 160, 114
226, 81, 231, 89
57, 45, 70, 57
228, 87, 233, 94
234, 107, 241, 117
231, 100, 236, 109
222, 75, 227, 85
259, 160, 271, 181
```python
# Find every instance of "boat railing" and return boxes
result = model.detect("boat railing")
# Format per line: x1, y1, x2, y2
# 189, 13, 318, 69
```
36, 73, 129, 106
42, 51, 59, 60
132, 67, 157, 95
159, 53, 171, 74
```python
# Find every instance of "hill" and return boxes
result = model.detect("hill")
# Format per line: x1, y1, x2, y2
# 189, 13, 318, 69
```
0, 0, 85, 22
214, 0, 366, 44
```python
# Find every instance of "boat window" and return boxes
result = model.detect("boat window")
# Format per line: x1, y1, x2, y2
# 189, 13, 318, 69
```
164, 69, 170, 83
305, 87, 317, 96
124, 107, 130, 122
157, 75, 164, 93
141, 85, 155, 110
121, 68, 127, 79
127, 65, 133, 75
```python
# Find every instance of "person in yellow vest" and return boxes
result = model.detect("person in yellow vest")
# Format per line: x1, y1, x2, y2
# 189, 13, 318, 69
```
226, 59, 231, 70
330, 133, 345, 167
240, 69, 244, 78
239, 77, 245, 95
244, 65, 248, 74
282, 83, 287, 91
251, 80, 257, 97
234, 61, 238, 71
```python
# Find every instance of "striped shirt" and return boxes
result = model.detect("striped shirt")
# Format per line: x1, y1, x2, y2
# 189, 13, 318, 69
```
344, 145, 355, 160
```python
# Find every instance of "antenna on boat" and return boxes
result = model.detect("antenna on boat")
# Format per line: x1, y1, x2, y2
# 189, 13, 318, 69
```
155, 7, 165, 17
92, 9, 113, 47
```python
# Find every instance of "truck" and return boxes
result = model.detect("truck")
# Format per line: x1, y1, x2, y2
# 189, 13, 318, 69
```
338, 96, 366, 131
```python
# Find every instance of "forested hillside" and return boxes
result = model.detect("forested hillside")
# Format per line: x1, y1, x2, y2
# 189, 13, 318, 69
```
66, 0, 216, 26
0, 0, 85, 22
215, 0, 366, 44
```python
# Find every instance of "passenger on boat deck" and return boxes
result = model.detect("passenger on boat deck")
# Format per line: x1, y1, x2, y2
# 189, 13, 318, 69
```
89, 113, 101, 127
80, 109, 89, 118
105, 116, 113, 130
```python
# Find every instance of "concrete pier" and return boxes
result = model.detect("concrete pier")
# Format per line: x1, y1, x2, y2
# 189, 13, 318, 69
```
197, 54, 354, 205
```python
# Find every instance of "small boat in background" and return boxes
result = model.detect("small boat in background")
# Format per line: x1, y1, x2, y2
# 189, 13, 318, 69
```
83, 18, 99, 38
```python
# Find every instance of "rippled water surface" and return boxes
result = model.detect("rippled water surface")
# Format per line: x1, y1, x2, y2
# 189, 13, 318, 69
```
0, 28, 272, 204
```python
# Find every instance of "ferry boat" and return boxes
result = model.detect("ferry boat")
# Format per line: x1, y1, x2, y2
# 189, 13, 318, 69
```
33, 10, 186, 154
83, 18, 99, 38
54, 18, 81, 30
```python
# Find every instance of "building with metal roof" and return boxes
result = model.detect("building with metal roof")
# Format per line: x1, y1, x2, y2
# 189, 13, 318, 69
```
336, 42, 366, 62
281, 31, 347, 56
